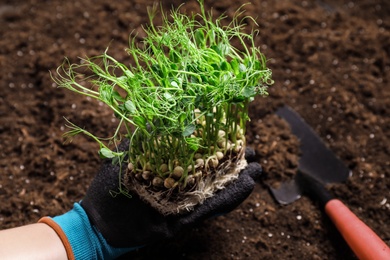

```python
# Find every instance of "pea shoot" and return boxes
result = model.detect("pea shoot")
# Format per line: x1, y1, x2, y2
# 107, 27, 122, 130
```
53, 1, 273, 214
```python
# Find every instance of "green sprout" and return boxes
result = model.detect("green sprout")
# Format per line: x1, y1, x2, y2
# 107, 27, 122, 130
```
53, 1, 273, 202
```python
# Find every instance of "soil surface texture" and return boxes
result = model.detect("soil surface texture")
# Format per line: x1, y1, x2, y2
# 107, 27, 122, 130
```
1, 0, 389, 259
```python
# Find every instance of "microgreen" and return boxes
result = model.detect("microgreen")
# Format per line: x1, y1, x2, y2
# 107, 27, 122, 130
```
53, 1, 273, 189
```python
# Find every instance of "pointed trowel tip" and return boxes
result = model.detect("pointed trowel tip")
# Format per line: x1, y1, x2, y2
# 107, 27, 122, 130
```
269, 179, 302, 205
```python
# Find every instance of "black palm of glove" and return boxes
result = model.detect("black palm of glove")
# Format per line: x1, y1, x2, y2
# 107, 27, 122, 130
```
81, 141, 261, 248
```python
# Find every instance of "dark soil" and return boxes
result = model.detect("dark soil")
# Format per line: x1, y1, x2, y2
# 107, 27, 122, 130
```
1, 0, 389, 259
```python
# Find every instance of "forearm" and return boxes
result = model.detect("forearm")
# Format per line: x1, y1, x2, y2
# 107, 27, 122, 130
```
0, 223, 67, 260
0, 203, 134, 260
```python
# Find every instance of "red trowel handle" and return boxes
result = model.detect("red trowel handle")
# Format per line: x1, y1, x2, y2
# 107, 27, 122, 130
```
325, 199, 390, 260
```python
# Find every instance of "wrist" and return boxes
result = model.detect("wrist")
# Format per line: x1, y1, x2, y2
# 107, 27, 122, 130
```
39, 203, 136, 260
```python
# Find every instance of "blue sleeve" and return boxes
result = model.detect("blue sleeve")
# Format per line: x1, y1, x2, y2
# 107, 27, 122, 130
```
52, 203, 141, 259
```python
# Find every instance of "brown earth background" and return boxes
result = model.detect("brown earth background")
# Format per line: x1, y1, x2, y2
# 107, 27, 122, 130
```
0, 0, 389, 259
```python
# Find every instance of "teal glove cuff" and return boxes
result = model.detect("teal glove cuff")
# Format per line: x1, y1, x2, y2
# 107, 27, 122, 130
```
52, 203, 137, 259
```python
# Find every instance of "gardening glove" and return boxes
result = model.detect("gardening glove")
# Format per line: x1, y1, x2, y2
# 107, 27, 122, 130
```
39, 140, 261, 260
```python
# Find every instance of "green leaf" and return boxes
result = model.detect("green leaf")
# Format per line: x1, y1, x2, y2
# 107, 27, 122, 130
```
210, 45, 221, 56
183, 124, 196, 137
195, 29, 205, 48
169, 50, 180, 63
124, 70, 134, 78
164, 92, 173, 100
254, 60, 261, 70
220, 61, 230, 71
239, 63, 247, 72
112, 91, 125, 102
179, 112, 187, 124
133, 116, 146, 129
99, 87, 112, 103
211, 63, 219, 70
219, 43, 230, 56
117, 76, 128, 83
170, 63, 178, 71
208, 29, 216, 43
99, 148, 116, 159
170, 81, 179, 88
230, 59, 239, 75
185, 137, 200, 151
151, 64, 164, 77
232, 96, 245, 103
124, 100, 136, 114
242, 85, 256, 98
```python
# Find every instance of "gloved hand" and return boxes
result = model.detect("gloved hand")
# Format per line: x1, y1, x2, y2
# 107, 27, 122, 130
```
39, 140, 261, 259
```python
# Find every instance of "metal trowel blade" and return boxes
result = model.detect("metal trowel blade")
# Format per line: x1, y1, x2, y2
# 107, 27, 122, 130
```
270, 106, 352, 205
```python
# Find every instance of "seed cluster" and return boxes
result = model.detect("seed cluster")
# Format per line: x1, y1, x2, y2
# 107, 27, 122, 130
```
126, 123, 246, 194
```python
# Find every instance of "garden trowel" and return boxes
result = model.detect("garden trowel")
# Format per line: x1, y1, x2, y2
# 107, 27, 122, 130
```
270, 105, 390, 260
